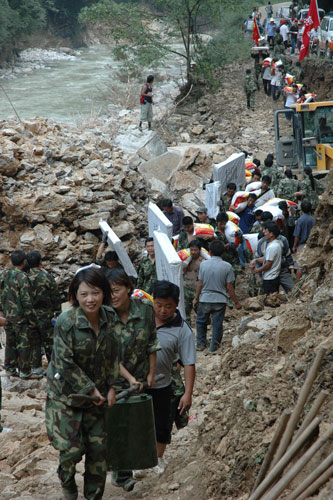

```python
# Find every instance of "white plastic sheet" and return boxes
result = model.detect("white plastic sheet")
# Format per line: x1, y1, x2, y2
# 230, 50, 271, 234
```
205, 181, 221, 218
153, 230, 185, 317
148, 201, 173, 239
99, 220, 137, 278
212, 152, 246, 194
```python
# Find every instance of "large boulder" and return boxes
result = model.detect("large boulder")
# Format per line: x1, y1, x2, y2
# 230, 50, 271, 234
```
276, 304, 311, 352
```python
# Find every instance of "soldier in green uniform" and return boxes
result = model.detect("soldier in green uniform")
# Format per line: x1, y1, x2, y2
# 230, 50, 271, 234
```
45, 267, 138, 500
260, 154, 284, 191
107, 269, 160, 491
276, 169, 300, 202
244, 69, 258, 111
136, 238, 157, 293
0, 250, 38, 378
26, 251, 62, 375
0, 316, 8, 433
294, 166, 324, 210
178, 216, 196, 251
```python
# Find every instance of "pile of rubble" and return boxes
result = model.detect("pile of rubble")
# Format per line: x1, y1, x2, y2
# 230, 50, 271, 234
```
0, 117, 152, 287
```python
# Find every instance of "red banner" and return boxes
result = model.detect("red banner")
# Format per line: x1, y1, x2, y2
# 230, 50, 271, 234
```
252, 16, 260, 47
299, 0, 320, 61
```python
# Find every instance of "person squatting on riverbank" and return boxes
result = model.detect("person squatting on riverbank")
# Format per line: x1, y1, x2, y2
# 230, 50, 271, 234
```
139, 75, 154, 131
45, 267, 140, 500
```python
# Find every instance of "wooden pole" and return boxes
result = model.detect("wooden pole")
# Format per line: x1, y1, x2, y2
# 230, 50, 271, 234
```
292, 390, 329, 443
252, 409, 292, 493
248, 417, 321, 500
260, 424, 333, 500
270, 346, 327, 469
295, 464, 333, 500
284, 452, 333, 500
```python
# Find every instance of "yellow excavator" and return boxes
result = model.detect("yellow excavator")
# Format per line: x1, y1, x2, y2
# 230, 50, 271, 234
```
275, 101, 333, 176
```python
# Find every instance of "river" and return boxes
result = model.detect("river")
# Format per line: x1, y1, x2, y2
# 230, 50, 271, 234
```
0, 45, 184, 124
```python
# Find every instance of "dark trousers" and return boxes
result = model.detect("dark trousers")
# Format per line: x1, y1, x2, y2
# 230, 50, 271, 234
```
272, 85, 281, 101
147, 385, 173, 444
196, 302, 227, 352
263, 277, 280, 295
263, 79, 271, 96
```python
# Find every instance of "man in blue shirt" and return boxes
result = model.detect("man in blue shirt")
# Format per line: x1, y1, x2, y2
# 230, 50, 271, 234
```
238, 193, 257, 234
292, 200, 315, 253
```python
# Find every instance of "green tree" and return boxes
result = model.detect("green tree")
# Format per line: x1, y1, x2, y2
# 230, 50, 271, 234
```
79, 0, 226, 85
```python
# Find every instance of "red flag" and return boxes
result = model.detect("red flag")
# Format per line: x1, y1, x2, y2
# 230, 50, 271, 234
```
252, 16, 260, 47
299, 0, 320, 61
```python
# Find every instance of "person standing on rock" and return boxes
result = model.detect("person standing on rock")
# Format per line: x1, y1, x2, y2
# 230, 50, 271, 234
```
193, 240, 241, 352
26, 251, 62, 375
137, 238, 157, 293
244, 69, 258, 111
45, 267, 139, 500
0, 250, 38, 379
139, 75, 154, 131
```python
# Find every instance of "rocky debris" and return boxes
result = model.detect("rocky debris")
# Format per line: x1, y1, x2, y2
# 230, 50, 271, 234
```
276, 304, 311, 352
0, 117, 151, 288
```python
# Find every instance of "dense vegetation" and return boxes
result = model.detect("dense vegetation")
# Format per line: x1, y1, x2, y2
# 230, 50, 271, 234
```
0, 0, 96, 60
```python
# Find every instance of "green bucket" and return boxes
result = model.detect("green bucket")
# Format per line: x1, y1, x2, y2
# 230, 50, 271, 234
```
106, 393, 157, 470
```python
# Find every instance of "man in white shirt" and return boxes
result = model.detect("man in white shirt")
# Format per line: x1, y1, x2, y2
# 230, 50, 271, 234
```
280, 21, 289, 50
251, 222, 282, 294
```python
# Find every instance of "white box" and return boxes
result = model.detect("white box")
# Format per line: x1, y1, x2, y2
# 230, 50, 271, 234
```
212, 153, 246, 194
148, 201, 173, 239
205, 181, 221, 218
153, 230, 185, 317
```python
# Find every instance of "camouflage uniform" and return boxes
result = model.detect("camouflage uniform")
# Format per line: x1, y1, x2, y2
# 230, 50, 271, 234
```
178, 230, 190, 251
244, 73, 258, 111
251, 52, 262, 82
0, 269, 38, 374
276, 177, 300, 202
300, 177, 324, 210
215, 231, 240, 281
136, 257, 157, 294
260, 164, 284, 191
45, 305, 120, 500
109, 297, 160, 486
28, 268, 62, 367
110, 298, 160, 387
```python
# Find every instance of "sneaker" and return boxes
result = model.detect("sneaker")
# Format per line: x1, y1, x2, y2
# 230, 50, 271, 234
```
19, 371, 32, 379
0, 427, 13, 433
133, 469, 147, 479
196, 345, 206, 351
152, 457, 166, 475
111, 472, 136, 491
5, 369, 18, 377
32, 367, 45, 377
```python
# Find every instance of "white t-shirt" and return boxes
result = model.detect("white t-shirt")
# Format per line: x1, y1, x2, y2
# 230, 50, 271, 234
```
280, 24, 289, 42
285, 92, 297, 107
271, 70, 282, 87
263, 66, 272, 80
263, 239, 282, 280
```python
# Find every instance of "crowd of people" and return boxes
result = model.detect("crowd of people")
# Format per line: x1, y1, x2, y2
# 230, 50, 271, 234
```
243, 2, 319, 111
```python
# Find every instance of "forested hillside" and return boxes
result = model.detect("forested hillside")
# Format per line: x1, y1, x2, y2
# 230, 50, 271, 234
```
0, 0, 96, 65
